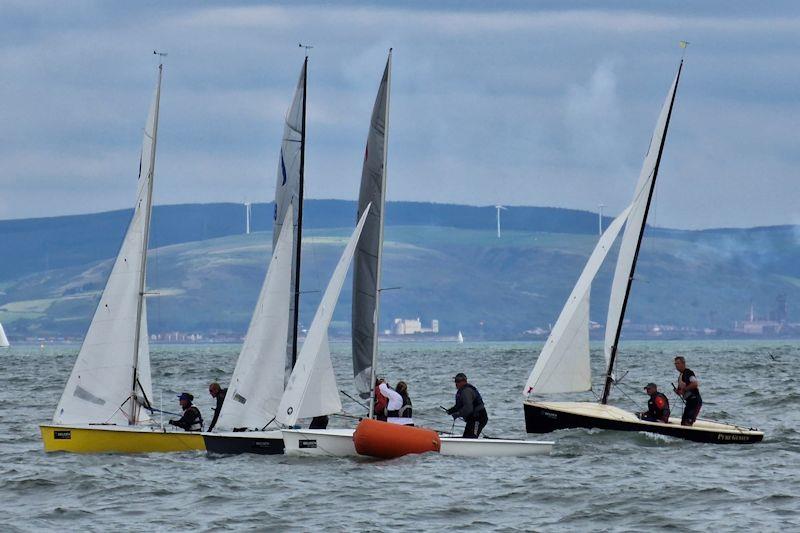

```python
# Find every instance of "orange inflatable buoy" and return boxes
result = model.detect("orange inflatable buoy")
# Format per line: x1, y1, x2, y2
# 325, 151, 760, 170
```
353, 418, 441, 459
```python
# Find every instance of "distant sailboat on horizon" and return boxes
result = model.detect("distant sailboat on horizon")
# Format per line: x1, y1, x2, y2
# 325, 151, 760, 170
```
457, 331, 464, 344
0, 322, 9, 347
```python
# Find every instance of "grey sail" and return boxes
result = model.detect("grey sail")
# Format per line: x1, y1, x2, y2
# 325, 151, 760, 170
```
273, 59, 307, 369
352, 51, 392, 398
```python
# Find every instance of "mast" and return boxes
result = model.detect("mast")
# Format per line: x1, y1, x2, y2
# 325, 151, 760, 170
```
600, 60, 682, 404
290, 56, 308, 368
367, 49, 391, 418
129, 63, 162, 424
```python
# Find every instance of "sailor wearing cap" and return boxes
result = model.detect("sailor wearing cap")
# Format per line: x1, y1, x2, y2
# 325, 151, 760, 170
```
169, 392, 204, 432
446, 373, 489, 438
637, 383, 671, 423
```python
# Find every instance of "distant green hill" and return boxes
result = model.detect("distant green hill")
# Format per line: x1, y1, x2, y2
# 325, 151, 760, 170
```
1, 202, 799, 340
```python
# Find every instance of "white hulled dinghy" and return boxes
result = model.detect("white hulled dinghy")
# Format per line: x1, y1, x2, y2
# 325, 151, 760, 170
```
281, 51, 552, 458
522, 60, 763, 444
203, 57, 310, 455
40, 65, 206, 453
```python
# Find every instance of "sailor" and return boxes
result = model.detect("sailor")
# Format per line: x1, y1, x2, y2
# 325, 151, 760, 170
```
373, 378, 389, 421
394, 381, 414, 426
674, 355, 703, 426
169, 392, 203, 432
378, 381, 406, 425
637, 383, 670, 423
206, 382, 227, 432
446, 373, 489, 438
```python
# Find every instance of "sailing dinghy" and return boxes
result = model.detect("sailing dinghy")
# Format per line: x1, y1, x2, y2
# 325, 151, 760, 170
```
522, 60, 763, 444
281, 51, 553, 458
0, 322, 9, 348
40, 65, 205, 453
203, 58, 310, 455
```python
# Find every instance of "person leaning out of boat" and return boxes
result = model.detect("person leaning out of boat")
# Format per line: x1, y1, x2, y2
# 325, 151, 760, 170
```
206, 382, 227, 432
637, 383, 670, 423
169, 392, 203, 432
392, 381, 414, 426
674, 355, 703, 426
446, 373, 489, 438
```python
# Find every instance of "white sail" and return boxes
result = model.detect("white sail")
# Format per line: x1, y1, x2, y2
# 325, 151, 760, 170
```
524, 205, 632, 396
53, 68, 161, 425
216, 206, 295, 430
457, 331, 464, 344
273, 61, 306, 369
604, 65, 681, 372
0, 323, 9, 347
277, 205, 371, 427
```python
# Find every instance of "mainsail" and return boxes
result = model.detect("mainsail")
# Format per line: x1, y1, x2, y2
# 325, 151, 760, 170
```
278, 206, 371, 427
352, 50, 392, 398
273, 58, 307, 369
216, 207, 295, 430
54, 65, 162, 425
601, 61, 683, 403
523, 205, 632, 395
0, 323, 9, 347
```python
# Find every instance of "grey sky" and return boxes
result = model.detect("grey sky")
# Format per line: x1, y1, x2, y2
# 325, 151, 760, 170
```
1, 1, 798, 228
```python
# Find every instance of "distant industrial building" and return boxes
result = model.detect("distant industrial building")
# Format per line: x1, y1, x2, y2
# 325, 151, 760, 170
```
734, 297, 788, 335
392, 317, 439, 335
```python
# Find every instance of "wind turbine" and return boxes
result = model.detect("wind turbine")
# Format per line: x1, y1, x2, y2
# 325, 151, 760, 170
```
495, 205, 507, 238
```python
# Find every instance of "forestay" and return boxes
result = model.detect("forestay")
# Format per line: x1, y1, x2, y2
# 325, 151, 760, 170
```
53, 72, 160, 425
273, 61, 306, 368
603, 64, 682, 374
277, 205, 371, 427
524, 205, 632, 395
216, 207, 295, 430
352, 51, 391, 398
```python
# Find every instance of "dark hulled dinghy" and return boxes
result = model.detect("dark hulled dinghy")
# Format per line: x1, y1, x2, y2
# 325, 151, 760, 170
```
522, 59, 763, 445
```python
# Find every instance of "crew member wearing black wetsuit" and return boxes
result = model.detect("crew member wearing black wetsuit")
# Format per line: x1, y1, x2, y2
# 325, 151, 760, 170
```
638, 383, 670, 423
674, 356, 703, 426
207, 382, 227, 432
169, 392, 203, 432
446, 373, 489, 438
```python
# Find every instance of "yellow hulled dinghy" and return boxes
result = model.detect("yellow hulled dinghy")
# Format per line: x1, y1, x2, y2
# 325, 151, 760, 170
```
40, 64, 205, 454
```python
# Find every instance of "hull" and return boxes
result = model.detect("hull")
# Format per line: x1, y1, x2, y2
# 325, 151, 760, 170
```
282, 427, 554, 457
281, 428, 357, 456
523, 401, 764, 444
203, 430, 284, 455
439, 437, 553, 457
40, 424, 206, 453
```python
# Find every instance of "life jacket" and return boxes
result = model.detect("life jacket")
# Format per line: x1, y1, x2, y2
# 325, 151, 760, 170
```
185, 405, 203, 432
647, 392, 670, 422
455, 383, 485, 417
373, 385, 388, 419
398, 393, 413, 418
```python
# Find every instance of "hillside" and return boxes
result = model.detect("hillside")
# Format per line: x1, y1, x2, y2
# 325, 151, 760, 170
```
1, 202, 799, 340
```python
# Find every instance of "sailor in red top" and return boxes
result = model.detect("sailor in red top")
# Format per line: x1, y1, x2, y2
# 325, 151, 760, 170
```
638, 383, 671, 423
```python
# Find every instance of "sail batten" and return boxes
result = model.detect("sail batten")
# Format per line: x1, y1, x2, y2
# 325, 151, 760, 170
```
216, 207, 295, 430
524, 205, 632, 396
601, 61, 683, 403
352, 51, 391, 400
278, 206, 372, 427
53, 67, 162, 425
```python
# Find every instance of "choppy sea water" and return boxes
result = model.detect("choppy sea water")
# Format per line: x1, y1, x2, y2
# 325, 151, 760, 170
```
1, 340, 798, 531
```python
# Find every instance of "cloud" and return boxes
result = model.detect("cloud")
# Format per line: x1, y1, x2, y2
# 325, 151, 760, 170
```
0, 1, 799, 229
